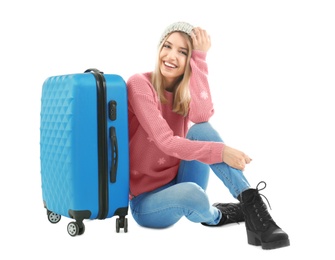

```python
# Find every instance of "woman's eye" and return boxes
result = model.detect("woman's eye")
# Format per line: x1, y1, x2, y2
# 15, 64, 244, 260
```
180, 51, 188, 56
163, 44, 171, 49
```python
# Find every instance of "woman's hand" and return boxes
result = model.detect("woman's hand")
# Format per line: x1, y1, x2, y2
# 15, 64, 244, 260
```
191, 27, 211, 52
222, 145, 252, 171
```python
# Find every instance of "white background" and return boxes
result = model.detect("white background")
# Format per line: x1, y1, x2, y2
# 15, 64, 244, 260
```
1, 0, 334, 259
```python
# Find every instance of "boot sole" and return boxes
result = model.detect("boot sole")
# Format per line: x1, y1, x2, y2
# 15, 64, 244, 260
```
247, 230, 290, 250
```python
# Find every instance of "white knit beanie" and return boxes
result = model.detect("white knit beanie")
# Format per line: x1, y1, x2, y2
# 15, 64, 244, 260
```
159, 21, 194, 45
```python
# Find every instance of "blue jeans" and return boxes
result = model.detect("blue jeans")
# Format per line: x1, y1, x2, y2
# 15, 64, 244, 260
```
130, 122, 250, 228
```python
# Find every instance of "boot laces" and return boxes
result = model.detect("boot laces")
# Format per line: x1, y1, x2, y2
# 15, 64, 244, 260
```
256, 181, 272, 210
254, 181, 274, 225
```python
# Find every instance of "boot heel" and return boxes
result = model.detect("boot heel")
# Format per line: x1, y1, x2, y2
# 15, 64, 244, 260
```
247, 230, 261, 246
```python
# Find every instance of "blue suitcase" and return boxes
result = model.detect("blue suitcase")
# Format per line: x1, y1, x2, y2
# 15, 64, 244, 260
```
40, 68, 129, 236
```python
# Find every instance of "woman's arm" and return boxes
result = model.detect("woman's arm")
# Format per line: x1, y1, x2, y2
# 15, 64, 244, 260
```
188, 50, 214, 122
188, 27, 215, 123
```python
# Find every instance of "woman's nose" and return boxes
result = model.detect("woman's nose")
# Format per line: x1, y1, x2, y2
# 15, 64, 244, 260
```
166, 50, 177, 60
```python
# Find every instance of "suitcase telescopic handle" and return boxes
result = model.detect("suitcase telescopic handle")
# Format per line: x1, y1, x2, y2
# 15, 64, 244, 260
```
109, 127, 118, 183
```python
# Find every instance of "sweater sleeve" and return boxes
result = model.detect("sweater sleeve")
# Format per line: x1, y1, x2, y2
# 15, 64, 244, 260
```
188, 50, 215, 123
127, 74, 223, 165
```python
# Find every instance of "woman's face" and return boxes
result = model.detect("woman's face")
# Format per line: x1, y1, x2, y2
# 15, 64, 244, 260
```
159, 32, 189, 88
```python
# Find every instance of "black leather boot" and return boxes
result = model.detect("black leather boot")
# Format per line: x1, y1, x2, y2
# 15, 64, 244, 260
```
238, 181, 290, 250
202, 202, 244, 226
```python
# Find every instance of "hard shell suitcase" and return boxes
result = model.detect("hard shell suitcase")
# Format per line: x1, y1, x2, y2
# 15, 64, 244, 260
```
40, 68, 129, 236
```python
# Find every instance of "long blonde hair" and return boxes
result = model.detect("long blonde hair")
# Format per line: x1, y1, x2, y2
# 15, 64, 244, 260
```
151, 32, 193, 117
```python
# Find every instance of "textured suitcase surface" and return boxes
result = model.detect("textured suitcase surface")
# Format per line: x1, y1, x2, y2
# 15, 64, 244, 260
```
40, 69, 129, 236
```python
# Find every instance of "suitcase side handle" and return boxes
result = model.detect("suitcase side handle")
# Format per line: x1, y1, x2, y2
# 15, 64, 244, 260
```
109, 127, 118, 183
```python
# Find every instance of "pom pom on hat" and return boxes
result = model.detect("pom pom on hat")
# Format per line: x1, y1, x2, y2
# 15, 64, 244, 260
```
159, 21, 194, 45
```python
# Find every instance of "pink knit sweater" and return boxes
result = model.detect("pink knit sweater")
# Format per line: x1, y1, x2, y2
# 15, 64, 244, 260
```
126, 50, 224, 197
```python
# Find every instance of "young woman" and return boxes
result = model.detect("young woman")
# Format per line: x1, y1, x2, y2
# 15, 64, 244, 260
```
126, 21, 290, 250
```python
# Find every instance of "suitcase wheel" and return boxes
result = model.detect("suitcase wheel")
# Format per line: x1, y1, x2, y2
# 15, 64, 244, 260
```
47, 210, 61, 224
67, 221, 85, 237
116, 217, 128, 233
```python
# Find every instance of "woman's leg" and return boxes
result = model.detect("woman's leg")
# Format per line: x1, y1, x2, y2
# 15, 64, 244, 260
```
130, 122, 248, 228
186, 123, 289, 249
176, 159, 210, 190
186, 122, 250, 198
130, 181, 220, 228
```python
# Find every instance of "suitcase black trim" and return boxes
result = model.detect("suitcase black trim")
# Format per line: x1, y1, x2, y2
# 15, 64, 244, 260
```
85, 68, 109, 219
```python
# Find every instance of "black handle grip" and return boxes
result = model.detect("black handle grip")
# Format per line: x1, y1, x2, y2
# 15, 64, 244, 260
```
84, 68, 104, 74
109, 127, 118, 183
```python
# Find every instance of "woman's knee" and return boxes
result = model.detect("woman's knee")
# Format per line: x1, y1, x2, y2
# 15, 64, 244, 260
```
187, 122, 209, 137
187, 122, 211, 140
187, 122, 223, 142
